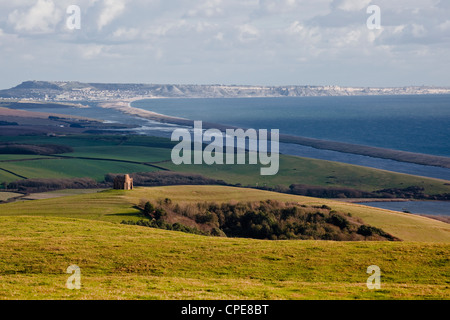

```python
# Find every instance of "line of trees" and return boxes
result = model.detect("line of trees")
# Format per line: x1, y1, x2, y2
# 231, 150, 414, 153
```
6, 177, 102, 193
3, 172, 228, 193
253, 183, 450, 200
105, 172, 227, 187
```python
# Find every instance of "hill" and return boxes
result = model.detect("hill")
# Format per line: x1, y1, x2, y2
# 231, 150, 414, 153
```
0, 215, 448, 299
1, 186, 449, 242
0, 185, 448, 299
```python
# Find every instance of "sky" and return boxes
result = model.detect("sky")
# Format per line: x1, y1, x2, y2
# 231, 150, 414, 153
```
0, 0, 449, 89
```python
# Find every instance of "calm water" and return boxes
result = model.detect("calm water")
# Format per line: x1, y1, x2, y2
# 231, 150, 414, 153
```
132, 95, 450, 157
357, 201, 450, 216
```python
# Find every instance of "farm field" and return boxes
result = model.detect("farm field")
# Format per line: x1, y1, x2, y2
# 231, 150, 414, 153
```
0, 158, 160, 182
1, 134, 449, 197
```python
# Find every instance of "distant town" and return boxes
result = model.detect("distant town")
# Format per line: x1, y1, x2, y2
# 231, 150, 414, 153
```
1, 81, 450, 102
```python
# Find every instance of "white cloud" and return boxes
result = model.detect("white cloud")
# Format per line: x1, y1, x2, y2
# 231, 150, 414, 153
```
79, 44, 104, 59
411, 24, 426, 37
98, 0, 127, 30
439, 20, 450, 31
259, 0, 295, 13
214, 32, 224, 41
8, 0, 62, 34
112, 27, 140, 40
145, 20, 188, 37
238, 24, 260, 42
186, 0, 224, 18
335, 0, 372, 11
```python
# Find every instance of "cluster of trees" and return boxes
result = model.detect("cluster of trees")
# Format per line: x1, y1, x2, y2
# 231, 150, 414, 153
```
131, 198, 400, 241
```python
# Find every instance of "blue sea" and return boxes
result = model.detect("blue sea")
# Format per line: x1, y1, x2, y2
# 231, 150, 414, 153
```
132, 95, 450, 157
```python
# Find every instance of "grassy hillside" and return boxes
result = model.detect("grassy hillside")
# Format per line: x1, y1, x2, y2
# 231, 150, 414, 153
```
0, 216, 448, 300
1, 186, 449, 242
0, 186, 448, 299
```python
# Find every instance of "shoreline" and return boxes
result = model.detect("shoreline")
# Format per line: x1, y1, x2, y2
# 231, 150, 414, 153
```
98, 99, 450, 170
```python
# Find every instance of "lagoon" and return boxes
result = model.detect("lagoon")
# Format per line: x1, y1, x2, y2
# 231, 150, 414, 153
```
357, 200, 450, 216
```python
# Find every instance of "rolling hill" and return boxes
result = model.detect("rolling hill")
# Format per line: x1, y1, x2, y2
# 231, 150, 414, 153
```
0, 185, 449, 299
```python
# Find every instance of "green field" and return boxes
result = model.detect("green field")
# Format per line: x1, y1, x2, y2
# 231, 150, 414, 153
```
0, 170, 21, 183
0, 158, 159, 182
1, 134, 449, 197
0, 135, 174, 183
66, 146, 171, 163
0, 155, 54, 161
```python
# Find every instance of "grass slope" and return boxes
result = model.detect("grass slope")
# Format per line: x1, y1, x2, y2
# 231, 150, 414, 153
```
0, 216, 448, 299
1, 186, 449, 242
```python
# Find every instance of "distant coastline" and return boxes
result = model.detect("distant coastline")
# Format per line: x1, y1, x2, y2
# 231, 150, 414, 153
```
3, 81, 450, 101
98, 99, 450, 170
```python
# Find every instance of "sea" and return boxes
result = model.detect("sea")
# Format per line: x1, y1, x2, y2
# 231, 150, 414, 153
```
131, 95, 450, 157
